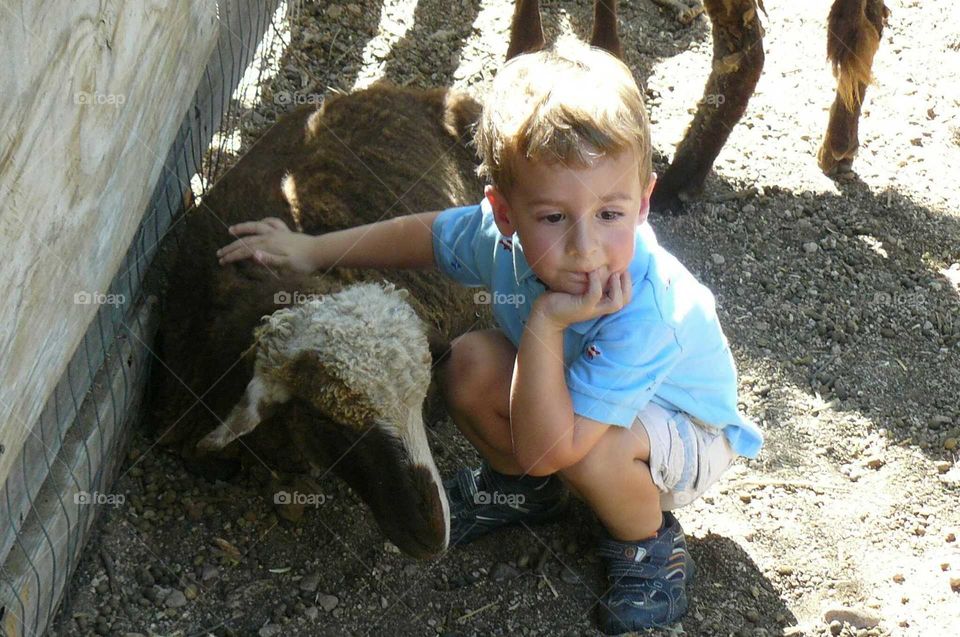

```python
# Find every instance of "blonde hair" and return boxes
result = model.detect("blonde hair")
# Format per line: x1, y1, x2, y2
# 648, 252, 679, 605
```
475, 38, 653, 194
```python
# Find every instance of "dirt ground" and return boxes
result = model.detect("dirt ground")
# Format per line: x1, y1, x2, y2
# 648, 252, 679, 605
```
53, 1, 960, 635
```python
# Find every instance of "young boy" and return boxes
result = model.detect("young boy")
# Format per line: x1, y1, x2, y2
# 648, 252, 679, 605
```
217, 42, 762, 632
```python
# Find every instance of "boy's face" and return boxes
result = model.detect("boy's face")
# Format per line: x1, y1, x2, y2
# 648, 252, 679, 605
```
487, 150, 656, 296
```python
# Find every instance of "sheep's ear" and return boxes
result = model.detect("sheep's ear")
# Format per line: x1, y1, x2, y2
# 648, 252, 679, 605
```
196, 375, 290, 452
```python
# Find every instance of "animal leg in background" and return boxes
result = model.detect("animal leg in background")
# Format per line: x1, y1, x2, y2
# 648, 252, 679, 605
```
818, 0, 889, 175
506, 0, 623, 62
651, 0, 765, 213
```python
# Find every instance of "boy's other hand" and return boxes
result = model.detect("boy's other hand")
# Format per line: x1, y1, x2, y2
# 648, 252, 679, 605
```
216, 217, 317, 273
533, 269, 632, 329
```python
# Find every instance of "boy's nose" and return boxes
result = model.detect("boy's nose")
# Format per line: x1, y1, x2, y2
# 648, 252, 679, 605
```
567, 221, 597, 258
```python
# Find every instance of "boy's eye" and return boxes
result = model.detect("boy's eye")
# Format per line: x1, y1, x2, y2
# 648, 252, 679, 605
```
600, 210, 624, 221
542, 213, 563, 223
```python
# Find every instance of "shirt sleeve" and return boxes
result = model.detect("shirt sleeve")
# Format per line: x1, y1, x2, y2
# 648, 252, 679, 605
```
431, 204, 489, 287
566, 320, 682, 427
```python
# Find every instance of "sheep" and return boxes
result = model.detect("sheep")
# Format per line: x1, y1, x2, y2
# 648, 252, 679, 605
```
647, 0, 889, 211
151, 85, 486, 559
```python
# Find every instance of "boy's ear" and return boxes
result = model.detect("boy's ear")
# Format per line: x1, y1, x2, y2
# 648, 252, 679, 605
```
637, 172, 657, 226
486, 185, 516, 236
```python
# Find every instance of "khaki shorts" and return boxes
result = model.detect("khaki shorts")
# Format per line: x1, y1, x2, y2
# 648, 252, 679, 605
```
636, 401, 737, 510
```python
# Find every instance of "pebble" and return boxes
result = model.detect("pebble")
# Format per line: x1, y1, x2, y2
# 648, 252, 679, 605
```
944, 438, 958, 451
823, 606, 881, 629
184, 584, 198, 600
776, 565, 794, 576
201, 564, 219, 582
803, 241, 819, 254
258, 625, 282, 637
935, 461, 952, 474
864, 456, 885, 470
490, 562, 521, 581
303, 605, 319, 620
318, 593, 339, 612
711, 253, 726, 265
950, 577, 960, 592
164, 589, 187, 608
299, 572, 320, 593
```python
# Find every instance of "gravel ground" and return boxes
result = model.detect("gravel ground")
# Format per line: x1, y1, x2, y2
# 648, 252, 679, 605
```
53, 1, 960, 636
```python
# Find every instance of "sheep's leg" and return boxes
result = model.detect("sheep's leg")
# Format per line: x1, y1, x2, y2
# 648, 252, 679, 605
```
651, 0, 765, 213
590, 1, 623, 60
506, 0, 545, 61
652, 0, 705, 25
817, 0, 889, 175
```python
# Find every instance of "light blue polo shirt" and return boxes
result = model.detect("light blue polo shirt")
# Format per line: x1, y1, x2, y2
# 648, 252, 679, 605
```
431, 198, 763, 459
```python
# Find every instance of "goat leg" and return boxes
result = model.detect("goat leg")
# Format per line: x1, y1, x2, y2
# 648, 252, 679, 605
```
818, 0, 889, 175
651, 0, 764, 213
506, 0, 545, 61
590, 0, 623, 59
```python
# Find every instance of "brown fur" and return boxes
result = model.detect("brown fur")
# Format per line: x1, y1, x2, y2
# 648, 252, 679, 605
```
152, 84, 487, 475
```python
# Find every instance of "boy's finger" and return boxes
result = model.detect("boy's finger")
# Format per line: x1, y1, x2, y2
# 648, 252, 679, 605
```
254, 250, 286, 268
587, 269, 603, 303
217, 235, 261, 258
606, 272, 623, 310
228, 221, 275, 237
263, 217, 289, 230
621, 270, 632, 306
218, 245, 253, 264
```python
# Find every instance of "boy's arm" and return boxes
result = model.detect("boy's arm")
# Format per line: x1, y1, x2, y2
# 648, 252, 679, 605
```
311, 211, 441, 270
218, 211, 441, 271
510, 310, 610, 475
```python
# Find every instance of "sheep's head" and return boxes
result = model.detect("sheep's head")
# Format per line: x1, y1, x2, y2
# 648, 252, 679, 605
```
197, 282, 449, 558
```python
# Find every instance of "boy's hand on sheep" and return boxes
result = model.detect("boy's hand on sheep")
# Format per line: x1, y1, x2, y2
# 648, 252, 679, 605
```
217, 218, 318, 273
532, 269, 632, 330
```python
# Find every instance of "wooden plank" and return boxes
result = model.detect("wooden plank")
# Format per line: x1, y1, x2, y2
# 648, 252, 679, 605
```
0, 0, 218, 492
0, 296, 159, 637
0, 0, 280, 571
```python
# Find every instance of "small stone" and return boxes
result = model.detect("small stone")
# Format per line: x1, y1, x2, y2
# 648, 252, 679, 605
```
829, 620, 842, 636
893, 573, 905, 583
944, 438, 958, 451
326, 5, 342, 19
303, 605, 319, 620
946, 532, 956, 543
164, 589, 187, 608
258, 625, 282, 637
742, 203, 756, 214
183, 584, 198, 601
299, 573, 320, 593
950, 577, 960, 593
864, 456, 885, 470
803, 241, 819, 254
776, 565, 794, 576
201, 564, 218, 582
490, 562, 521, 581
739, 493, 752, 503
318, 594, 339, 612
711, 253, 726, 266
824, 606, 880, 629
935, 461, 953, 474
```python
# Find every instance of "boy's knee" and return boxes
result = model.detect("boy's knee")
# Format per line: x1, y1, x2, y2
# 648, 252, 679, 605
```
441, 330, 513, 411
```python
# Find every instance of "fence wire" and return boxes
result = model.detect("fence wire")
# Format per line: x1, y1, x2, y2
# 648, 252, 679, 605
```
0, 2, 289, 634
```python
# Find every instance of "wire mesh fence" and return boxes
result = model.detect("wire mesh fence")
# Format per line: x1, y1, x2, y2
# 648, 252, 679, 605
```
0, 2, 292, 634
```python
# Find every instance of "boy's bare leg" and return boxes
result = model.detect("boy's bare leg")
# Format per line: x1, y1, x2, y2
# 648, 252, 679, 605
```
440, 329, 663, 541
559, 421, 664, 541
438, 329, 524, 475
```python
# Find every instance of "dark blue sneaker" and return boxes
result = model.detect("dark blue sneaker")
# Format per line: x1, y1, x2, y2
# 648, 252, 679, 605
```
444, 463, 569, 546
596, 511, 694, 633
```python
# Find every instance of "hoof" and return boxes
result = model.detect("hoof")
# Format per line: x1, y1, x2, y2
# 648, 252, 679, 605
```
650, 186, 694, 215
